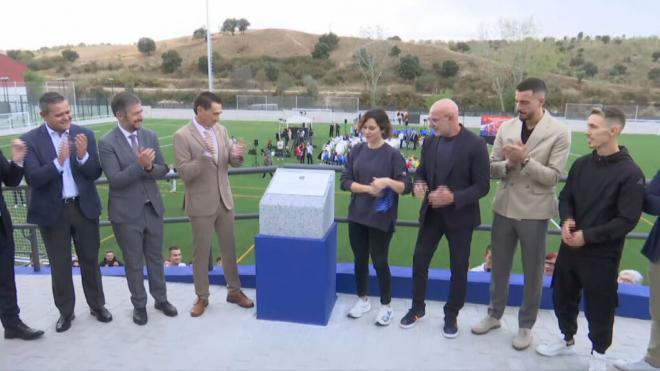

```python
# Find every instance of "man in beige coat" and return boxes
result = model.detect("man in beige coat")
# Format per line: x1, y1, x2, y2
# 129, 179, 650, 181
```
471, 78, 571, 350
173, 92, 254, 317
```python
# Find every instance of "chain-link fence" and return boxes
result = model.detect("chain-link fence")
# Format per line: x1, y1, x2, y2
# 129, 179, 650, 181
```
564, 103, 660, 121
3, 187, 44, 266
0, 80, 113, 130
236, 95, 359, 113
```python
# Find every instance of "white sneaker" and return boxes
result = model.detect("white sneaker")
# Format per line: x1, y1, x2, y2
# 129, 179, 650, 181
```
375, 305, 393, 326
614, 358, 659, 370
536, 338, 576, 357
471, 315, 501, 335
589, 351, 608, 371
347, 298, 371, 319
512, 328, 533, 350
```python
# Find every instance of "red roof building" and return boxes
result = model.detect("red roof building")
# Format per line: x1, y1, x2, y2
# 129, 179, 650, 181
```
0, 53, 28, 84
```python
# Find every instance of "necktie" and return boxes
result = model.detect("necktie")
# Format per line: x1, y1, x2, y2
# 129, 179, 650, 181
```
203, 130, 216, 160
129, 134, 139, 154
59, 132, 69, 156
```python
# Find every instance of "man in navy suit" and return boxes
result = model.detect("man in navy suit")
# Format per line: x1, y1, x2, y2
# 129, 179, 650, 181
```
0, 139, 44, 340
21, 92, 111, 333
399, 99, 490, 338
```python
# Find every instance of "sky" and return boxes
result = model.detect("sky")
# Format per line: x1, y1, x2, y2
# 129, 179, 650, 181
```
1, 0, 658, 50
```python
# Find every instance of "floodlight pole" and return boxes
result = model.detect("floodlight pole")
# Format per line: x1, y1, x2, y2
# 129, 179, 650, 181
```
206, 0, 214, 92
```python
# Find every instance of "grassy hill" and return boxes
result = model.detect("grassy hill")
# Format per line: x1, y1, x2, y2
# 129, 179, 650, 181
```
7, 29, 660, 111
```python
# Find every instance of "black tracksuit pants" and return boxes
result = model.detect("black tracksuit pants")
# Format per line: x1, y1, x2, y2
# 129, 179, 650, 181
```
552, 248, 620, 354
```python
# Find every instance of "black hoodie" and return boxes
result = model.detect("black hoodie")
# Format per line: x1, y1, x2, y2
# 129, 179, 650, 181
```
558, 146, 645, 258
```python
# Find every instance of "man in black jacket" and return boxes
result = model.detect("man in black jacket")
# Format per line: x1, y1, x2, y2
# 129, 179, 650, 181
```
399, 99, 490, 337
615, 169, 660, 370
536, 107, 645, 371
0, 139, 44, 340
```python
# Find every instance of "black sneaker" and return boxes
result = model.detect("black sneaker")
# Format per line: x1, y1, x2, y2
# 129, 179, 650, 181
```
399, 308, 424, 329
442, 317, 458, 338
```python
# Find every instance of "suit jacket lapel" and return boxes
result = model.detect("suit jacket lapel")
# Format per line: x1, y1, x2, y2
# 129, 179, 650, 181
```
40, 124, 58, 162
187, 123, 218, 167
186, 123, 206, 149
523, 111, 551, 151
213, 125, 224, 165
113, 127, 136, 162
428, 136, 440, 188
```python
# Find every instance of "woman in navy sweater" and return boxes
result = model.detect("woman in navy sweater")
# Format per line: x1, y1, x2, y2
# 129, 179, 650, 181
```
340, 109, 412, 326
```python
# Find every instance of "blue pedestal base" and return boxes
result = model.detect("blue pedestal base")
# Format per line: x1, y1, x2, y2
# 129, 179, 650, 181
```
255, 223, 337, 326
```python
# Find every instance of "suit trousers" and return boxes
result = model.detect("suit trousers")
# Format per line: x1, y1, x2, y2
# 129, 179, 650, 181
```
647, 261, 660, 367
412, 208, 474, 319
40, 200, 105, 316
488, 213, 548, 329
0, 226, 20, 328
190, 203, 241, 298
111, 203, 167, 309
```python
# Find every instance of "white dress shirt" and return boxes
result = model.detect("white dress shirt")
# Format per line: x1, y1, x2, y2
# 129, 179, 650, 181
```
46, 124, 89, 199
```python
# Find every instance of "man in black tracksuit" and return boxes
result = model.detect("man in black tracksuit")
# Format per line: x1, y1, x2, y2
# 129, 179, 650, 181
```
536, 107, 646, 371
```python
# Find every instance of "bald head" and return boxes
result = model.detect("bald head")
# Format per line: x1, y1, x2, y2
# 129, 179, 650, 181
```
430, 99, 459, 118
428, 99, 461, 136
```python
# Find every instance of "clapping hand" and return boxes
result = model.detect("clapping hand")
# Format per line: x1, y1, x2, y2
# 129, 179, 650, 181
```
10, 139, 27, 163
137, 148, 156, 170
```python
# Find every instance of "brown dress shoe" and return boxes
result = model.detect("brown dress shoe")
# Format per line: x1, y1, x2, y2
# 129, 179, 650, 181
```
190, 297, 209, 317
227, 290, 254, 308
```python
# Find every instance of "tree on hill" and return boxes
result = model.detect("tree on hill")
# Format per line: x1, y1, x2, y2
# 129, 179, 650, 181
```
449, 42, 470, 53
61, 49, 79, 63
389, 46, 401, 57
221, 18, 238, 35
312, 42, 331, 59
582, 62, 598, 78
193, 27, 207, 39
398, 54, 423, 81
609, 63, 627, 76
354, 26, 394, 107
653, 51, 660, 62
7, 49, 34, 63
311, 33, 340, 59
197, 52, 221, 73
161, 50, 182, 73
438, 60, 459, 78
137, 37, 156, 56
649, 67, 660, 84
318, 32, 339, 50
238, 18, 250, 34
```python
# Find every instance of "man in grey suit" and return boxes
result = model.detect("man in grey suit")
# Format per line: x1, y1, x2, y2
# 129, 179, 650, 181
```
471, 78, 571, 350
99, 92, 177, 325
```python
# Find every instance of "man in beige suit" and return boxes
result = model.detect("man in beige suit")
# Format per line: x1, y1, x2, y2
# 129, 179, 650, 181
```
471, 78, 571, 350
173, 92, 254, 317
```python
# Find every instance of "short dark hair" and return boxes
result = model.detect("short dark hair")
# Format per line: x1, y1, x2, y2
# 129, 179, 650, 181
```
111, 92, 141, 116
193, 91, 222, 114
357, 108, 392, 139
590, 107, 626, 129
516, 78, 547, 95
169, 245, 181, 252
39, 92, 66, 113
105, 250, 114, 255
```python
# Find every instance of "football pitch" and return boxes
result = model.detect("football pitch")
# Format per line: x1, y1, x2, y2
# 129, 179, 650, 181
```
2, 119, 658, 282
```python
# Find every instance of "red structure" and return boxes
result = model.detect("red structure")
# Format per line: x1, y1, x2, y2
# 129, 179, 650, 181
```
0, 53, 28, 84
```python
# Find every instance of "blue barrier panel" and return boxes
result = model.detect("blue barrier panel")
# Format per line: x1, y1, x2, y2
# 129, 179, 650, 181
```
16, 257, 650, 320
